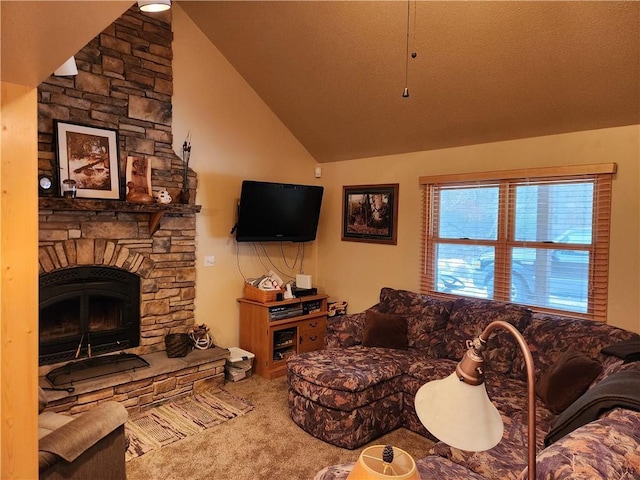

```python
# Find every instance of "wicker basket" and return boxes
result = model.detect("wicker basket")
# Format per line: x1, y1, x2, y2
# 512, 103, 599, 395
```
165, 333, 192, 358
244, 283, 282, 303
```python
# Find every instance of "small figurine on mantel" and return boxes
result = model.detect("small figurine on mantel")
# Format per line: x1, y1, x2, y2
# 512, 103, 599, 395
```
154, 189, 172, 204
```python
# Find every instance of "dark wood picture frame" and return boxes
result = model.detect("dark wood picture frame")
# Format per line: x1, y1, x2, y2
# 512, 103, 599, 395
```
342, 184, 399, 245
54, 120, 121, 200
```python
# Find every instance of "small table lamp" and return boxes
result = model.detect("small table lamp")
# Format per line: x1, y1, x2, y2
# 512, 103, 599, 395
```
414, 320, 536, 480
346, 445, 420, 480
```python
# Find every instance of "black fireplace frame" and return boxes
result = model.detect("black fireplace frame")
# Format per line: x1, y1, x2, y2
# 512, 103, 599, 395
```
39, 266, 140, 365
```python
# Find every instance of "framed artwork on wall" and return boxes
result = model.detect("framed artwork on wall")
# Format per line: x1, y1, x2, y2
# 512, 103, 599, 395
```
54, 121, 121, 199
342, 183, 399, 245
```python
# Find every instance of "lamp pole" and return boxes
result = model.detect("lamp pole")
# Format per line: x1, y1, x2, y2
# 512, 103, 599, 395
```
460, 321, 536, 480
415, 320, 536, 480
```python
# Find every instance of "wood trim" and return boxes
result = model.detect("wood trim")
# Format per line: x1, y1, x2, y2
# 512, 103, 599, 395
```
419, 163, 617, 185
1, 83, 39, 480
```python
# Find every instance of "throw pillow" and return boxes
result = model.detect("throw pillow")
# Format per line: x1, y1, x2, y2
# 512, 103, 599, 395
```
536, 349, 603, 414
362, 310, 408, 350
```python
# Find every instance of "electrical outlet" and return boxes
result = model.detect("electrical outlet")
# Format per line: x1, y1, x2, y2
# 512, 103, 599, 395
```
204, 256, 215, 267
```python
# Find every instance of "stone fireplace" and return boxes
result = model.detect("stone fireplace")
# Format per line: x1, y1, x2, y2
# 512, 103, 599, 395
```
35, 6, 228, 417
37, 6, 199, 365
38, 211, 198, 366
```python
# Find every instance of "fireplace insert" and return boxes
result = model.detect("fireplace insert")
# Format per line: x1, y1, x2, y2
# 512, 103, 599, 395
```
39, 266, 140, 365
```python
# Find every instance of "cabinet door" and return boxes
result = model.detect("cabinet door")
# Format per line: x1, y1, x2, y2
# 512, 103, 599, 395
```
299, 317, 326, 353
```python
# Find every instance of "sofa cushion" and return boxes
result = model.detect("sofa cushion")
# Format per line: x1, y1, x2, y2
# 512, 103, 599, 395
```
378, 287, 453, 352
536, 349, 602, 414
430, 402, 552, 480
512, 313, 640, 382
38, 411, 73, 440
441, 297, 532, 375
362, 310, 408, 350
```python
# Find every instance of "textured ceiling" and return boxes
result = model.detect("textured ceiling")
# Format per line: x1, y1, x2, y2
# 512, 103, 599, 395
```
2, 2, 637, 163
180, 1, 640, 163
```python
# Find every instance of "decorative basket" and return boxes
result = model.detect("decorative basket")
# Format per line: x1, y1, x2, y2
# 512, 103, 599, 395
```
244, 283, 282, 303
165, 333, 192, 358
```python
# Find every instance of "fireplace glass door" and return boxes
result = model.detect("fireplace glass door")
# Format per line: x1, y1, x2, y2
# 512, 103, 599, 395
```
39, 267, 140, 365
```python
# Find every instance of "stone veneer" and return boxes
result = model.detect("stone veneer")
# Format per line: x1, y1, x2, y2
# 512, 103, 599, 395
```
38, 212, 197, 355
34, 4, 229, 417
37, 6, 194, 202
37, 6, 199, 356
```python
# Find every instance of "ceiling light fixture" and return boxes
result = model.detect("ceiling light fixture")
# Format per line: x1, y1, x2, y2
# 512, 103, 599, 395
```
54, 57, 78, 77
138, 0, 171, 13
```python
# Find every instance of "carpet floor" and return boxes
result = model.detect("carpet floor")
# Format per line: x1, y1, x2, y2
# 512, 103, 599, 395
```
125, 375, 435, 480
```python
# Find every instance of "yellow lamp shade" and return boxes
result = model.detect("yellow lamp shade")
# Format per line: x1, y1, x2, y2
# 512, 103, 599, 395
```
346, 445, 420, 479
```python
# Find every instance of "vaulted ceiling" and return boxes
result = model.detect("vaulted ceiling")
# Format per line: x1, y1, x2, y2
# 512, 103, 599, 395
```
179, 1, 640, 162
3, 2, 638, 163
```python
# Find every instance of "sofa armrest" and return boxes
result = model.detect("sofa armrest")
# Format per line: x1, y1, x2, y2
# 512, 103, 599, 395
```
324, 305, 379, 349
518, 408, 640, 480
39, 401, 128, 464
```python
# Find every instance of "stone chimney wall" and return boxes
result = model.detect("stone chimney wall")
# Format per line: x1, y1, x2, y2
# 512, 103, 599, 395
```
37, 6, 193, 200
37, 6, 198, 357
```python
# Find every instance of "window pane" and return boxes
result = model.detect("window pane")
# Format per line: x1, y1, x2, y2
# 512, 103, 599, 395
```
439, 187, 498, 240
511, 247, 588, 313
435, 243, 493, 298
514, 182, 594, 242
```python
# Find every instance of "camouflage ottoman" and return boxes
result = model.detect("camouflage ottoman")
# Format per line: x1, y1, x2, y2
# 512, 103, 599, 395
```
286, 346, 421, 449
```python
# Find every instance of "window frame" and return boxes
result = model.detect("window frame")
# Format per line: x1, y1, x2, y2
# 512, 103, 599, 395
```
420, 163, 616, 321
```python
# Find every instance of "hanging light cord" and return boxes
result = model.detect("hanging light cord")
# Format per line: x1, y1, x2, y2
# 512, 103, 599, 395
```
403, 0, 411, 97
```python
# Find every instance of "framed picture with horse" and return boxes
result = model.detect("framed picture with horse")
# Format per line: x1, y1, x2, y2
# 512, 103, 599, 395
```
342, 184, 399, 245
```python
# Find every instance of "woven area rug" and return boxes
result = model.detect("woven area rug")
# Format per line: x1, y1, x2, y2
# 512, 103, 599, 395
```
125, 388, 254, 461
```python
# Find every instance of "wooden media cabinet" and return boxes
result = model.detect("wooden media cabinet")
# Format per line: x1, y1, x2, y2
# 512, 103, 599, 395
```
238, 294, 328, 379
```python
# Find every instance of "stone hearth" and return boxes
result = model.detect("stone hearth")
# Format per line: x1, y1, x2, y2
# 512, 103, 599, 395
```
40, 348, 229, 416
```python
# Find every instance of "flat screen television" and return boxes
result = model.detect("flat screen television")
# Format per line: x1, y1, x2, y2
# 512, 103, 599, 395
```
235, 180, 324, 242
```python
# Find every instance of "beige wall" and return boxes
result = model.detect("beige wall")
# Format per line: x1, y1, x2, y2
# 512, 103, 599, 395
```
1, 82, 39, 479
172, 6, 323, 349
316, 125, 640, 334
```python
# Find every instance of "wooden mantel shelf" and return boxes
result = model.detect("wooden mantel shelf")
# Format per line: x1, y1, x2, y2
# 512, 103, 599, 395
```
39, 198, 202, 235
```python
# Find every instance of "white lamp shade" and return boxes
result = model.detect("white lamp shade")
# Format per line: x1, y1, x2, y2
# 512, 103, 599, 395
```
138, 0, 171, 12
54, 57, 78, 76
414, 372, 504, 452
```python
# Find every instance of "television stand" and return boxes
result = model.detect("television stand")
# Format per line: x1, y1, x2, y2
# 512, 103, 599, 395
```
237, 294, 328, 379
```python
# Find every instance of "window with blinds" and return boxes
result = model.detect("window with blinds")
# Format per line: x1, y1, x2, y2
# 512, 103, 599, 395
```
420, 164, 616, 321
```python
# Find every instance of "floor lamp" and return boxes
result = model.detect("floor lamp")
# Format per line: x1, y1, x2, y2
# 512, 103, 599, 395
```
414, 320, 536, 480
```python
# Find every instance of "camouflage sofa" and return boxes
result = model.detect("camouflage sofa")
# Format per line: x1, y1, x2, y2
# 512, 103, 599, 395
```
285, 287, 640, 479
